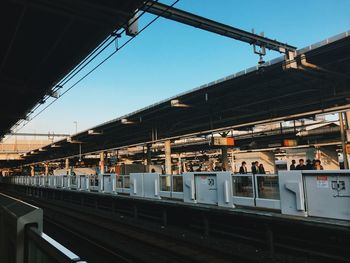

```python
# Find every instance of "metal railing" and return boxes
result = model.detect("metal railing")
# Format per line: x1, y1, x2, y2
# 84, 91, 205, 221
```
0, 193, 86, 263
25, 226, 86, 263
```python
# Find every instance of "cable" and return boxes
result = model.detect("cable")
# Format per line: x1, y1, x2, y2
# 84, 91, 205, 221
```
55, 0, 160, 89
28, 0, 180, 125
6, 0, 180, 140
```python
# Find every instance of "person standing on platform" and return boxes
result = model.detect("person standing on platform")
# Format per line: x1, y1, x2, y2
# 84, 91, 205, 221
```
251, 162, 256, 174
295, 159, 306, 170
239, 161, 248, 174
252, 161, 259, 174
314, 160, 324, 170
258, 163, 266, 174
306, 159, 313, 170
290, 160, 296, 170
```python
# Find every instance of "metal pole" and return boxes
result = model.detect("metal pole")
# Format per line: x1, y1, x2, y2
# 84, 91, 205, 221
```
164, 140, 172, 175
65, 158, 69, 174
345, 112, 350, 130
339, 112, 349, 169
221, 146, 228, 171
73, 121, 77, 134
79, 143, 82, 162
100, 152, 105, 174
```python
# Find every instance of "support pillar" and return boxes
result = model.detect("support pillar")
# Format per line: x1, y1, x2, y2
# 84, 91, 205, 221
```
44, 163, 49, 176
30, 165, 35, 177
100, 152, 106, 174
339, 112, 349, 169
346, 112, 350, 129
220, 132, 229, 171
221, 146, 228, 171
146, 144, 152, 172
346, 112, 350, 167
177, 154, 182, 174
164, 140, 172, 175
65, 158, 70, 175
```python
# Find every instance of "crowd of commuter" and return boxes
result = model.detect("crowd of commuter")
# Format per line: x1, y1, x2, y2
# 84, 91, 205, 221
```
239, 161, 266, 174
238, 158, 324, 174
290, 159, 324, 170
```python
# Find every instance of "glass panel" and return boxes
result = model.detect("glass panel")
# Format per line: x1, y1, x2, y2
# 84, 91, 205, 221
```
160, 176, 171, 191
124, 176, 130, 188
71, 177, 77, 186
232, 175, 254, 197
256, 176, 280, 200
116, 176, 123, 188
56, 177, 63, 187
172, 176, 183, 192
89, 176, 99, 187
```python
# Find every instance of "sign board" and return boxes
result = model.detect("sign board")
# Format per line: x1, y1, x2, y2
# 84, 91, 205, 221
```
316, 176, 329, 188
282, 139, 297, 147
211, 137, 235, 146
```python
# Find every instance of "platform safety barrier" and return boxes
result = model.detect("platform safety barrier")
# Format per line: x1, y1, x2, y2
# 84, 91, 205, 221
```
5, 170, 350, 220
0, 193, 86, 263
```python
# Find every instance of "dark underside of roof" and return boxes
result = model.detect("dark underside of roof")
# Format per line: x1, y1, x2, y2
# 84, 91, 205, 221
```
20, 32, 350, 164
0, 0, 144, 137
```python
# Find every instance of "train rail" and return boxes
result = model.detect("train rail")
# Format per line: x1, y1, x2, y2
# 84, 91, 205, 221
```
2, 184, 349, 263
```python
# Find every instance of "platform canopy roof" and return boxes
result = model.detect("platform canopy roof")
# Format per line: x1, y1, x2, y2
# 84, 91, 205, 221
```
0, 0, 145, 138
21, 30, 350, 164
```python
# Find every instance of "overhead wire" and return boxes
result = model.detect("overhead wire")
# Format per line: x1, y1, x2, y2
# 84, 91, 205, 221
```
3, 0, 159, 141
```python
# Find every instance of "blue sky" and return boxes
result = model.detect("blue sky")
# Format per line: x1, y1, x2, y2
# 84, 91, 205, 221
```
14, 0, 350, 136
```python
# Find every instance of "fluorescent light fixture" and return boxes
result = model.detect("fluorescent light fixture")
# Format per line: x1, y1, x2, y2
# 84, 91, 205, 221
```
121, 118, 134, 124
170, 99, 190, 107
88, 129, 103, 135
67, 137, 82, 144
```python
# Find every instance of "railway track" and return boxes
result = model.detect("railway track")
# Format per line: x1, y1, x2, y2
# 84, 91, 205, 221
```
8, 192, 253, 262
3, 187, 349, 263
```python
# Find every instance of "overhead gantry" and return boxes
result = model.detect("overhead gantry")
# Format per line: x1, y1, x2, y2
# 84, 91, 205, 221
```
142, 1, 297, 65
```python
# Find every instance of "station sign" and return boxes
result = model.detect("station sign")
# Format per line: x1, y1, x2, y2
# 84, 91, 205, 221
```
211, 137, 235, 146
282, 139, 297, 147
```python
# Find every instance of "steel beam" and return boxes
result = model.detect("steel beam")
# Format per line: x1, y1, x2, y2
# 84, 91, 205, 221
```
6, 132, 70, 137
142, 2, 296, 53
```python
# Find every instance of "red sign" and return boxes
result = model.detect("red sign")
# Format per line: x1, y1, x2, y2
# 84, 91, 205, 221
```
316, 176, 328, 181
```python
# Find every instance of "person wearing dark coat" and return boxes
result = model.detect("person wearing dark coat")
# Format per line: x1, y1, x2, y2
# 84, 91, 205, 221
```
252, 161, 259, 174
239, 161, 248, 174
295, 159, 306, 170
305, 159, 313, 170
290, 160, 296, 170
314, 160, 324, 170
258, 163, 266, 174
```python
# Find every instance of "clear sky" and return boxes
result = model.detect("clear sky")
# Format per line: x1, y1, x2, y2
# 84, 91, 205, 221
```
11, 0, 350, 138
